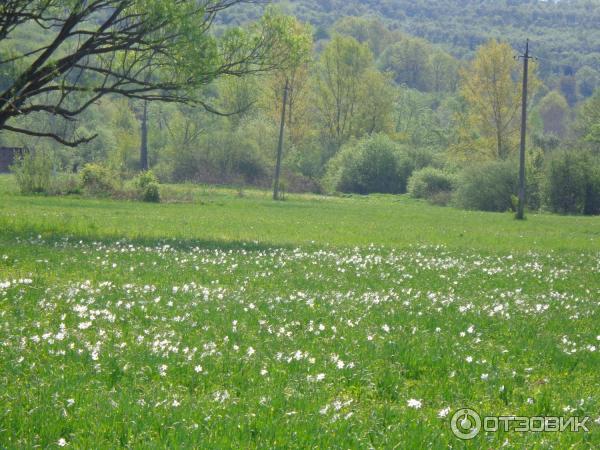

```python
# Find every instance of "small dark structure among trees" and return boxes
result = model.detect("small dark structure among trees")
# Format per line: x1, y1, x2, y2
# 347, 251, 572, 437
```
0, 147, 24, 173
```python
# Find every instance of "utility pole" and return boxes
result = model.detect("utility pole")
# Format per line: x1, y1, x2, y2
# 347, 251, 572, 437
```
273, 79, 289, 201
517, 39, 533, 220
140, 100, 149, 171
139, 63, 154, 172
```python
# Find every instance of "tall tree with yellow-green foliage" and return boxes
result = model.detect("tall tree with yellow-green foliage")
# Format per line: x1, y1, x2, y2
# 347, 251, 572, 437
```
314, 35, 373, 149
314, 35, 395, 153
455, 39, 539, 161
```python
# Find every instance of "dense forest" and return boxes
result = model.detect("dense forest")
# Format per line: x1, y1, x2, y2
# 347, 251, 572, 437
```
225, 0, 600, 78
2, 0, 600, 214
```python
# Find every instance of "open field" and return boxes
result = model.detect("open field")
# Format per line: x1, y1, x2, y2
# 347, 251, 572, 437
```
1, 175, 600, 254
1, 174, 600, 448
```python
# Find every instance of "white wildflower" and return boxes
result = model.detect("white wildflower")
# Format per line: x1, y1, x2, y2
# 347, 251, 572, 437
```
407, 398, 422, 409
438, 407, 450, 418
158, 364, 168, 376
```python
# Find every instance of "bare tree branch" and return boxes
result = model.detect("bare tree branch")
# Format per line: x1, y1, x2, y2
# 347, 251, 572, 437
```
3, 124, 97, 147
0, 0, 290, 146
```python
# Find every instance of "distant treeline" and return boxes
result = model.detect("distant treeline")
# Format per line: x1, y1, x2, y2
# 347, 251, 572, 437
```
4, 4, 600, 214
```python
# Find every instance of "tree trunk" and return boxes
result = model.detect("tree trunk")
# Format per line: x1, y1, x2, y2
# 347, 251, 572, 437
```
497, 128, 503, 160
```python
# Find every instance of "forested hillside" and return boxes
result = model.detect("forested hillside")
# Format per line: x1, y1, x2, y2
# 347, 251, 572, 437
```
225, 0, 600, 78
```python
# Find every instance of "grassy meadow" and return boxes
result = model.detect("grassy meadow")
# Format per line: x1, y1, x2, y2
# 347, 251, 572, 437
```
1, 174, 599, 448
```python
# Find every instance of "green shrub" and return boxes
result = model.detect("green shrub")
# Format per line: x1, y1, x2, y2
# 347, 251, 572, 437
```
543, 149, 600, 215
525, 149, 545, 211
287, 139, 325, 179
324, 134, 412, 194
141, 182, 160, 203
133, 170, 158, 189
454, 160, 518, 212
407, 167, 455, 205
132, 171, 160, 202
80, 163, 117, 196
406, 147, 445, 171
11, 149, 52, 194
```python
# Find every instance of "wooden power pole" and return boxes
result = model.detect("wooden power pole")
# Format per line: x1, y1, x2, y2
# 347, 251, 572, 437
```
517, 39, 533, 220
273, 79, 289, 201
140, 100, 149, 171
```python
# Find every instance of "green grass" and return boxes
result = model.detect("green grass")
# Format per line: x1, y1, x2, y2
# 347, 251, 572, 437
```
1, 174, 599, 448
1, 175, 599, 254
